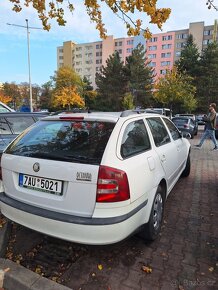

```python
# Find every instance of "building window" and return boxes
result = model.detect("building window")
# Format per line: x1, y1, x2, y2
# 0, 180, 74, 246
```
59, 56, 63, 60
76, 47, 82, 51
148, 45, 157, 51
203, 39, 213, 45
59, 48, 63, 53
96, 67, 101, 72
96, 44, 102, 49
76, 54, 82, 58
148, 54, 156, 59
115, 41, 122, 46
115, 49, 122, 54
161, 61, 171, 66
127, 39, 134, 45
96, 51, 102, 57
176, 42, 186, 48
160, 69, 167, 75
162, 44, 172, 49
75, 61, 82, 66
149, 37, 158, 42
204, 30, 213, 36
162, 35, 172, 41
85, 45, 92, 50
85, 60, 93, 65
175, 51, 181, 57
127, 48, 133, 53
176, 34, 188, 39
161, 52, 171, 58
96, 59, 102, 64
85, 53, 92, 58
148, 62, 156, 67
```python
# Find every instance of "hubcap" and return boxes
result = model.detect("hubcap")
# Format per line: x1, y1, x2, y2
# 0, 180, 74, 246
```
153, 193, 163, 230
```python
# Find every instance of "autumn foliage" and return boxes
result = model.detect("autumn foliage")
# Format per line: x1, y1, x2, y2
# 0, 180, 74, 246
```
8, 0, 171, 38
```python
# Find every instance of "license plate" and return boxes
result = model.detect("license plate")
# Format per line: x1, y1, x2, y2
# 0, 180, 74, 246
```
19, 174, 63, 195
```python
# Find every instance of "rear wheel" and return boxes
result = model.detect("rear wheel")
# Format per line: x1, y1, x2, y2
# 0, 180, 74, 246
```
141, 186, 164, 241
181, 153, 191, 177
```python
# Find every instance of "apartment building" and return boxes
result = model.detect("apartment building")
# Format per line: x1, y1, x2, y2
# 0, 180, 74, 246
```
57, 21, 218, 88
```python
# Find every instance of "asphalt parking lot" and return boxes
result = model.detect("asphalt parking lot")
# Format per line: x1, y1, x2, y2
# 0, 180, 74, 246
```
0, 126, 217, 290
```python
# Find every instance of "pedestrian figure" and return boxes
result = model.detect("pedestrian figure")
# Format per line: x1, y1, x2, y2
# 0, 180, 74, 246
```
194, 103, 218, 150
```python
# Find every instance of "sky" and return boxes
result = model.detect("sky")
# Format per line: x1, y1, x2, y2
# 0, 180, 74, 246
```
0, 0, 217, 87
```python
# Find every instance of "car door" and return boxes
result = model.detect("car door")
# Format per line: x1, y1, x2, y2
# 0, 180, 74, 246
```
163, 117, 187, 173
146, 117, 180, 191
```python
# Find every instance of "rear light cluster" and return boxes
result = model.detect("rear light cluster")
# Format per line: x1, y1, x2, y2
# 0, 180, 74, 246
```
96, 165, 130, 202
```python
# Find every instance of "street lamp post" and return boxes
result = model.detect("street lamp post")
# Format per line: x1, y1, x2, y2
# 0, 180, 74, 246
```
26, 19, 33, 112
7, 20, 42, 112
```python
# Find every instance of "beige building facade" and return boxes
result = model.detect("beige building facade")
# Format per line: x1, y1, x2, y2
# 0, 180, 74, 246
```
57, 21, 218, 88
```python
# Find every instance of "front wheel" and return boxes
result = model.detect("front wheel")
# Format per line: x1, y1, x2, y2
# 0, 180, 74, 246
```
141, 186, 164, 241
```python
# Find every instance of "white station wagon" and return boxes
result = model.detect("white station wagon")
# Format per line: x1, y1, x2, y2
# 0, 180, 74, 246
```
0, 110, 191, 245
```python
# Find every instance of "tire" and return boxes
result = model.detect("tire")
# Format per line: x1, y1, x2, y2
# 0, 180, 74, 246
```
181, 153, 191, 177
141, 186, 164, 241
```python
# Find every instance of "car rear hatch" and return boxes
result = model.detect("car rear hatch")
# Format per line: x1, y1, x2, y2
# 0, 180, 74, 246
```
1, 114, 116, 217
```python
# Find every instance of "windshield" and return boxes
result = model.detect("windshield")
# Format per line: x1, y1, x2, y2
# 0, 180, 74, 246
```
5, 120, 115, 165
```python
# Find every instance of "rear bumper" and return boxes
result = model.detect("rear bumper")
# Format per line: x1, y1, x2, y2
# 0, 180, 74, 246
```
0, 192, 148, 245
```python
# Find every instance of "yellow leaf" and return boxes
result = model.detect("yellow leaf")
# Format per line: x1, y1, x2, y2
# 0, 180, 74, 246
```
97, 264, 103, 271
209, 267, 214, 272
141, 265, 152, 273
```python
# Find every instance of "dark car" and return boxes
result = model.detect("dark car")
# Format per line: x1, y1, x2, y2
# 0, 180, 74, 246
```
0, 112, 48, 154
172, 116, 196, 139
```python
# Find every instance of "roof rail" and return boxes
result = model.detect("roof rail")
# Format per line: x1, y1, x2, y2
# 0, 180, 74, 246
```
120, 109, 145, 117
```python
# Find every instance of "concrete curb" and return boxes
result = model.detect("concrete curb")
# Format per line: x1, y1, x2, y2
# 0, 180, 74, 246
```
0, 220, 72, 290
0, 259, 73, 290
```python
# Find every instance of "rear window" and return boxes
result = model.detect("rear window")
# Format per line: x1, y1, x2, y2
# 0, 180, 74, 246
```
5, 120, 115, 165
6, 116, 35, 134
172, 118, 189, 126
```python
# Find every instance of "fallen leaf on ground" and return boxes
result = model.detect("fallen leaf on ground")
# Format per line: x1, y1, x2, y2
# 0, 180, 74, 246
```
98, 264, 103, 271
209, 267, 214, 272
141, 265, 152, 273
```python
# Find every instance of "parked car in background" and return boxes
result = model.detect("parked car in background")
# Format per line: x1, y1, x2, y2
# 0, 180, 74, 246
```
0, 101, 15, 113
0, 112, 48, 191
0, 110, 191, 245
175, 114, 198, 135
197, 114, 206, 126
172, 116, 196, 139
0, 112, 48, 154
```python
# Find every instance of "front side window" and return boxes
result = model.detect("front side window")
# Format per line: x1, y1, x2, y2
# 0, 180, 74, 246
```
6, 120, 115, 165
121, 119, 151, 158
147, 117, 171, 147
163, 118, 181, 140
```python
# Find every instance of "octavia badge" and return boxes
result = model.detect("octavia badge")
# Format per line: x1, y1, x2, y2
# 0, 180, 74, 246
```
33, 162, 40, 172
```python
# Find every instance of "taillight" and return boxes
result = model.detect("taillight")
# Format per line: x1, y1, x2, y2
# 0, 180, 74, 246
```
96, 166, 130, 202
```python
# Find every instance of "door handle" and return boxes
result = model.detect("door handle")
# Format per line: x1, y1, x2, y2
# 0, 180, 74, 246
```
161, 155, 166, 162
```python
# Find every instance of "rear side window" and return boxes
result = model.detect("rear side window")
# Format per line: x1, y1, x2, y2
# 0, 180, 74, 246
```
6, 120, 115, 165
147, 117, 171, 147
121, 119, 151, 158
